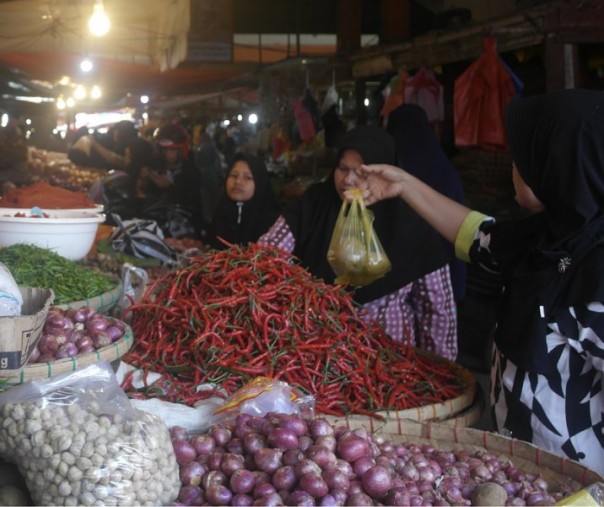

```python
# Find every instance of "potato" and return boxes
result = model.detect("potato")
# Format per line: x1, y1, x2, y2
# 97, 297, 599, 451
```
471, 482, 508, 506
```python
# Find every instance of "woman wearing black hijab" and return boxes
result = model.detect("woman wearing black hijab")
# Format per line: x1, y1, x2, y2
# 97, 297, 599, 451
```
387, 104, 467, 301
259, 125, 457, 360
356, 89, 604, 474
206, 153, 280, 250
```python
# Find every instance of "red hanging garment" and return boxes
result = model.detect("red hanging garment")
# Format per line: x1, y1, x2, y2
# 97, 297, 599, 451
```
454, 36, 516, 150
380, 70, 408, 120
293, 97, 316, 143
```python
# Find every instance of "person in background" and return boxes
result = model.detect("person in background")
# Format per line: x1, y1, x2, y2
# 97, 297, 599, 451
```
194, 132, 225, 231
140, 124, 202, 237
353, 89, 604, 474
68, 121, 138, 170
259, 125, 457, 360
206, 153, 280, 250
387, 103, 467, 302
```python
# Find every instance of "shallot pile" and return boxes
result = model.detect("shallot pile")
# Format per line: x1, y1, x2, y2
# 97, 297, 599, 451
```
29, 306, 128, 363
170, 412, 575, 506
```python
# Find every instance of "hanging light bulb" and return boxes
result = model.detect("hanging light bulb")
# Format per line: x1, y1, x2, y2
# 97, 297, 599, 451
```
88, 0, 110, 37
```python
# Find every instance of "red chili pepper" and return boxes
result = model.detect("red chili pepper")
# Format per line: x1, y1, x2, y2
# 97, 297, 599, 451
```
121, 243, 464, 415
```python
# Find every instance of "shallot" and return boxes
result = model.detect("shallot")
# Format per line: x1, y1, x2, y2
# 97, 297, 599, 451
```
170, 412, 579, 506
28, 306, 128, 364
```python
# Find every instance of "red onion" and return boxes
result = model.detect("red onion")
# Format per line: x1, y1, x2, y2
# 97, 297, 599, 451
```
318, 493, 337, 506
44, 312, 66, 334
201, 470, 227, 490
78, 344, 95, 354
37, 333, 60, 355
177, 484, 203, 505
298, 435, 313, 452
272, 465, 297, 491
333, 459, 354, 477
180, 460, 206, 486
308, 418, 333, 438
253, 492, 283, 506
253, 448, 282, 474
173, 439, 197, 465
232, 493, 254, 506
322, 468, 350, 492
267, 427, 299, 451
305, 445, 337, 469
294, 459, 322, 478
191, 434, 216, 456
361, 465, 392, 499
347, 492, 373, 506
336, 433, 371, 463
92, 332, 112, 349
385, 487, 411, 506
67, 306, 91, 323
207, 451, 224, 471
286, 490, 315, 506
85, 316, 108, 334
315, 435, 337, 452
243, 433, 266, 455
352, 456, 376, 476
275, 414, 309, 436
226, 437, 245, 455
205, 484, 233, 506
230, 469, 255, 494
282, 448, 304, 466
104, 324, 124, 342
55, 342, 78, 359
170, 425, 189, 441
210, 425, 232, 447
221, 452, 245, 476
298, 472, 328, 498
253, 481, 276, 499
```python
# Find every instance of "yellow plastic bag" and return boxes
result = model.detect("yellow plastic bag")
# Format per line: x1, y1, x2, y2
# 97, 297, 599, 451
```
327, 188, 391, 287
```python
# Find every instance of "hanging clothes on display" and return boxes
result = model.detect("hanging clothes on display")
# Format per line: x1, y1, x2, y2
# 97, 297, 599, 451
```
380, 70, 408, 121
403, 66, 445, 125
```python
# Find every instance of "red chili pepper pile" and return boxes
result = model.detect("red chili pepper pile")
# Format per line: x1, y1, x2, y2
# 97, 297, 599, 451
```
121, 243, 463, 416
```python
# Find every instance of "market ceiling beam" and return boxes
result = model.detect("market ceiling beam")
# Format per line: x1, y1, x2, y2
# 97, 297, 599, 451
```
349, 5, 548, 78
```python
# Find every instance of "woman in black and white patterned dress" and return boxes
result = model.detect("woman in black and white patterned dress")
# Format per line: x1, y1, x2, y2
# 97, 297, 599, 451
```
353, 89, 604, 475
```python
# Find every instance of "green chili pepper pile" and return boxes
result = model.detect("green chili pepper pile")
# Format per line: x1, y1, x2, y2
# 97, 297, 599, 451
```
0, 244, 117, 304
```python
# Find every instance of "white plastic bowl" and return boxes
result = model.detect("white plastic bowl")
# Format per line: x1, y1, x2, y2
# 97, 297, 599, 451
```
0, 204, 104, 215
0, 212, 106, 260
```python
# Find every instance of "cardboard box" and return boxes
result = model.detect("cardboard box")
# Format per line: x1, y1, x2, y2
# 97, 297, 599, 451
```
0, 287, 54, 371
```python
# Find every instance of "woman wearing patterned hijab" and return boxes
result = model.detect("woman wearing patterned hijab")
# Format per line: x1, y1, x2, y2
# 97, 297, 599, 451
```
355, 89, 604, 474
259, 125, 457, 360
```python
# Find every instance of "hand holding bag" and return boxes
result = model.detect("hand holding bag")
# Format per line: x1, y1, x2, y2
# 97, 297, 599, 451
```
327, 188, 391, 287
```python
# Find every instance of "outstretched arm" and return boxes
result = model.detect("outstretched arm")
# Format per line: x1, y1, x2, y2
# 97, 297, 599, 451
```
349, 163, 472, 245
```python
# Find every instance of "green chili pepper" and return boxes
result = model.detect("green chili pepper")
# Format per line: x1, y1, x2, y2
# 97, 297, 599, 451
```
0, 244, 117, 305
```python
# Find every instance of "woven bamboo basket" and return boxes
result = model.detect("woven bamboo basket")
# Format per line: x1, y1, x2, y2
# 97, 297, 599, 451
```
361, 350, 481, 426
0, 323, 133, 384
56, 281, 123, 315
323, 417, 604, 495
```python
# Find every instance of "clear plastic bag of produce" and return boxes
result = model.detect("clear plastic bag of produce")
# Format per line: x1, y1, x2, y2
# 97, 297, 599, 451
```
0, 361, 181, 506
211, 376, 316, 425
327, 188, 391, 287
0, 261, 22, 316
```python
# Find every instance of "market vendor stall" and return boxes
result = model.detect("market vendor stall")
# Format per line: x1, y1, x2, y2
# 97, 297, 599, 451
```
0, 176, 601, 506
